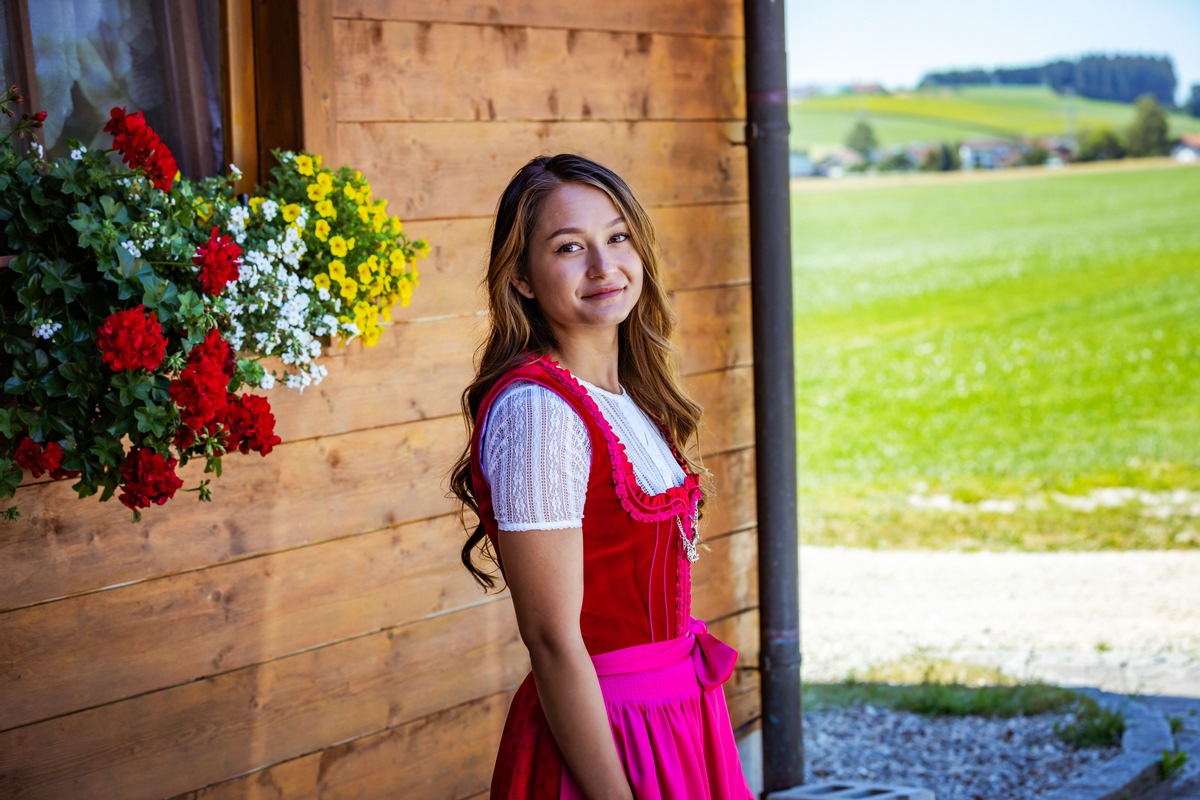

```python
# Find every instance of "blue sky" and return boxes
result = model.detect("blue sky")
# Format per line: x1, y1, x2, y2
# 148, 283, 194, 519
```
785, 0, 1199, 103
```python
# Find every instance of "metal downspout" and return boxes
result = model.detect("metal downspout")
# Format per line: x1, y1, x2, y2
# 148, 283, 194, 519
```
744, 0, 803, 793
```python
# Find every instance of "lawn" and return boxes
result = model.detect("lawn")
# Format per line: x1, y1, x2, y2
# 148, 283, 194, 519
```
791, 85, 1200, 155
793, 162, 1200, 550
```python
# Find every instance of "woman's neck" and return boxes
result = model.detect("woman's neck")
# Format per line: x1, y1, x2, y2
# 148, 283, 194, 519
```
550, 332, 620, 393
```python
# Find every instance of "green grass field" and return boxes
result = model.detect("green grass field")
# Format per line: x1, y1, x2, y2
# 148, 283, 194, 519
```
791, 85, 1200, 155
793, 162, 1200, 550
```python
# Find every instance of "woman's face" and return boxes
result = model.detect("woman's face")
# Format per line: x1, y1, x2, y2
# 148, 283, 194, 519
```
513, 182, 644, 341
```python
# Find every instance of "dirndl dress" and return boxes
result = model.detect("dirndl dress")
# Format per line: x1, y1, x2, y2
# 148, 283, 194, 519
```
469, 356, 753, 799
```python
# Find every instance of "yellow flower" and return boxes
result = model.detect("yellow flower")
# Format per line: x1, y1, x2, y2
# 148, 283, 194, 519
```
316, 199, 336, 219
346, 237, 356, 251
339, 278, 358, 300
344, 183, 359, 203
390, 216, 403, 234
248, 197, 264, 214
317, 172, 333, 191
357, 205, 371, 224
381, 305, 393, 322
307, 182, 327, 202
314, 219, 331, 241
328, 260, 346, 280
366, 255, 381, 274
296, 154, 314, 176
362, 326, 382, 347
329, 236, 347, 258
415, 238, 430, 257
282, 203, 302, 222
357, 263, 373, 284
368, 280, 385, 298
313, 273, 331, 290
193, 198, 212, 224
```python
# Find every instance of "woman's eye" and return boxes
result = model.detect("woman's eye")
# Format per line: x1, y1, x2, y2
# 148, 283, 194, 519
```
610, 233, 630, 244
556, 242, 582, 253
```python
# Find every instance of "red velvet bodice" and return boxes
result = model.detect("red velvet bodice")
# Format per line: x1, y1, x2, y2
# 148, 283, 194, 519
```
470, 357, 703, 654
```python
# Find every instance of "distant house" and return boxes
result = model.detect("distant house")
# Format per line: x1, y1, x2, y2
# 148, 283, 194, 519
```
1172, 133, 1200, 164
959, 138, 1022, 169
789, 151, 816, 177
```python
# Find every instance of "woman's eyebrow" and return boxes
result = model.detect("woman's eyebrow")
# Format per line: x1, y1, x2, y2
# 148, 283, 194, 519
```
545, 217, 626, 240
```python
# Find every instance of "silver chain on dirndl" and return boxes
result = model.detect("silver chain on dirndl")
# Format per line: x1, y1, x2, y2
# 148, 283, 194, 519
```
675, 504, 700, 563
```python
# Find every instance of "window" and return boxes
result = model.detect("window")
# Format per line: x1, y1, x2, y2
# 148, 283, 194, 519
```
3, 0, 225, 177
2, 0, 324, 189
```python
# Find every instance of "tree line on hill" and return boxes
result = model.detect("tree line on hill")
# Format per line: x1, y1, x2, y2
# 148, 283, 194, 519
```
920, 54, 1191, 112
832, 94, 1177, 175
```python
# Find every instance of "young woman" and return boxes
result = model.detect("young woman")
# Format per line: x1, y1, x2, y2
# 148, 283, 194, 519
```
451, 154, 752, 799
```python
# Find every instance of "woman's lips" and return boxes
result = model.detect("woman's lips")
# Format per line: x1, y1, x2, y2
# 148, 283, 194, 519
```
584, 286, 624, 300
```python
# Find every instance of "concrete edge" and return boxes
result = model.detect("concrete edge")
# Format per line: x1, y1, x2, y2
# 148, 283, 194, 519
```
1040, 688, 1175, 800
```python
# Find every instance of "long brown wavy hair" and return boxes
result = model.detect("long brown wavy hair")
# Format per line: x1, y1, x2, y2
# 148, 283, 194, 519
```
450, 154, 706, 589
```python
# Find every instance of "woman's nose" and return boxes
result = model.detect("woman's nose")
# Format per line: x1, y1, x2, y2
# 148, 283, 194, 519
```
586, 246, 614, 277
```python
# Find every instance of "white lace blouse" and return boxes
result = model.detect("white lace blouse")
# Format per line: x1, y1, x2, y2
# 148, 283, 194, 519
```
480, 379, 687, 531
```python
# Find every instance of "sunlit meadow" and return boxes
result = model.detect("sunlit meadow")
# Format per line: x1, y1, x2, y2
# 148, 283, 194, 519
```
793, 162, 1200, 550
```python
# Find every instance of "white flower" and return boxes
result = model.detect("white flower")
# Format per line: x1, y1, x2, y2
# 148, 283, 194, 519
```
120, 240, 143, 259
33, 321, 62, 340
228, 205, 249, 233
286, 374, 303, 389
229, 163, 243, 178
142, 238, 155, 249
261, 199, 278, 221
259, 372, 275, 390
33, 143, 44, 159
70, 146, 87, 160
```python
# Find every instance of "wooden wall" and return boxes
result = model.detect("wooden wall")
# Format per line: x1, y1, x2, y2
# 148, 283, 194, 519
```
0, 1, 757, 797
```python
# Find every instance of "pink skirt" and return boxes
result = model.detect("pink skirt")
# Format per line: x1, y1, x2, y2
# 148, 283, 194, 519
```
491, 620, 753, 799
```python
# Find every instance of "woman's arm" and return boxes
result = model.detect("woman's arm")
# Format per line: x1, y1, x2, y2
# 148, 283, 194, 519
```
500, 528, 634, 800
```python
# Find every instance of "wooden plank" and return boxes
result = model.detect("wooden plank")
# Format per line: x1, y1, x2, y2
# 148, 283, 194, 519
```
701, 445, 756, 538
0, 514, 498, 730
299, 0, 338, 163
726, 667, 762, 731
390, 204, 749, 323
172, 692, 512, 800
708, 606, 759, 669
675, 284, 752, 374
0, 601, 528, 800
267, 314, 483, 442
334, 20, 743, 123
271, 323, 748, 452
691, 526, 757, 624
1, 414, 465, 610
337, 120, 747, 220
220, 0, 259, 192
333, 0, 744, 38
686, 365, 754, 458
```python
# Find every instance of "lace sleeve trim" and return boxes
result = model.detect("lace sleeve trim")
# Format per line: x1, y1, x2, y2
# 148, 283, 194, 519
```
480, 381, 591, 532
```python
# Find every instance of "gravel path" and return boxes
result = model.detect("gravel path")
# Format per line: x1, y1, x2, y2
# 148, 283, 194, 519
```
800, 547, 1200, 691
792, 547, 1200, 799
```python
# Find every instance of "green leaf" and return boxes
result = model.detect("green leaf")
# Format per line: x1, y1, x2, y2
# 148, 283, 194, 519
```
0, 409, 17, 438
134, 403, 171, 438
110, 372, 156, 406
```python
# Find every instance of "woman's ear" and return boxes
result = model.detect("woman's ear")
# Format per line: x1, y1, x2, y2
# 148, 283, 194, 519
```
511, 273, 535, 299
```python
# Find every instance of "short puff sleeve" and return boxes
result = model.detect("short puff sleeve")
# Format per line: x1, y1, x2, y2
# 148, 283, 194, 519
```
480, 382, 592, 531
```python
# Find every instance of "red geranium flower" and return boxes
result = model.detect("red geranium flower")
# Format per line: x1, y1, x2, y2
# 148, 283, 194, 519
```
226, 393, 282, 456
96, 305, 167, 372
14, 437, 51, 477
104, 106, 178, 191
170, 329, 235, 444
118, 447, 184, 510
193, 227, 242, 296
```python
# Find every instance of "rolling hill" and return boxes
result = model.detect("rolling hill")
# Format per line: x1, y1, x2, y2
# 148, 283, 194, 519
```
790, 85, 1200, 156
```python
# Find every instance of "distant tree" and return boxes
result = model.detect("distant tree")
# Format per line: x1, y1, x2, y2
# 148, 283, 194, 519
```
920, 143, 961, 172
1077, 128, 1126, 162
1187, 84, 1200, 118
1126, 94, 1170, 157
878, 151, 914, 172
1020, 144, 1050, 166
845, 121, 879, 159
